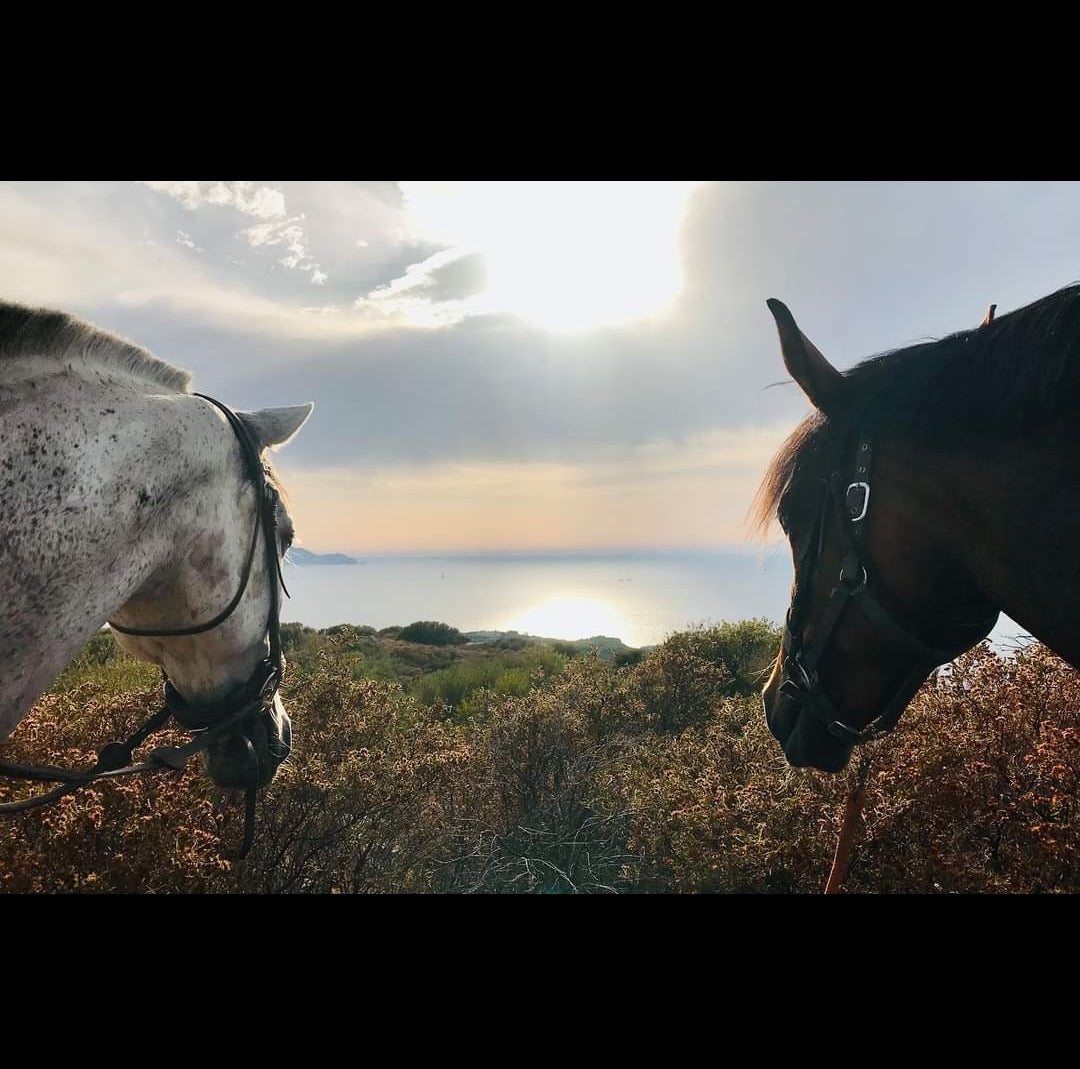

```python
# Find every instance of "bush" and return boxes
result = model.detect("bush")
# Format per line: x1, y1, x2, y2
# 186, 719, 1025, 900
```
411, 646, 566, 719
634, 630, 736, 733
9, 628, 1080, 893
398, 621, 469, 646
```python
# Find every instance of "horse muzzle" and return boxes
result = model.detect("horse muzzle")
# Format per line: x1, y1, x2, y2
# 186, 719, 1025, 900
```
204, 695, 291, 789
763, 653, 854, 772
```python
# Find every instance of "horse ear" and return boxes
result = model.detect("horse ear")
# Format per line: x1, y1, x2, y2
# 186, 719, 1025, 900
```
766, 299, 847, 414
240, 403, 315, 450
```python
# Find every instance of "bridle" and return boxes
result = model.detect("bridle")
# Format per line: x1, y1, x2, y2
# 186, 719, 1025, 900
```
779, 432, 999, 746
0, 394, 290, 858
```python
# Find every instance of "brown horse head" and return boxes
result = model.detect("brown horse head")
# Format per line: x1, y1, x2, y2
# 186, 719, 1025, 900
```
755, 298, 1010, 771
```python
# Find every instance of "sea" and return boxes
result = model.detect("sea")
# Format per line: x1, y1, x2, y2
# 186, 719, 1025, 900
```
281, 549, 1032, 651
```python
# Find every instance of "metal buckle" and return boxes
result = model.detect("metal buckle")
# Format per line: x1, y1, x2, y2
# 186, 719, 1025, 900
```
785, 653, 814, 691
839, 563, 868, 588
846, 481, 870, 522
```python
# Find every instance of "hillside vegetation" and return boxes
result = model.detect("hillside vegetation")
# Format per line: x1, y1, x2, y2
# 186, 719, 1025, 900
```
2, 619, 1078, 893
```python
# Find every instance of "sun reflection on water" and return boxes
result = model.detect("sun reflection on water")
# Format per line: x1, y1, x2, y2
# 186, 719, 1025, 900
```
507, 596, 628, 641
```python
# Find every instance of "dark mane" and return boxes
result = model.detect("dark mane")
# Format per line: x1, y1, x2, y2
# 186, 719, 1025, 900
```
751, 284, 1080, 536
750, 413, 825, 537
847, 282, 1080, 440
0, 299, 191, 393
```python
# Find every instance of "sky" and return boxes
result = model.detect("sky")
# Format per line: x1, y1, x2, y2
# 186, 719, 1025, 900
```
3, 180, 1079, 556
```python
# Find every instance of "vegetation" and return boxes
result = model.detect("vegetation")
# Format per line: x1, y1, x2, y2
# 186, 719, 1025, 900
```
397, 621, 468, 646
3, 619, 1080, 893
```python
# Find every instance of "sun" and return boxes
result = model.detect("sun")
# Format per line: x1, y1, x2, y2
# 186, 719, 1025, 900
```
397, 181, 703, 332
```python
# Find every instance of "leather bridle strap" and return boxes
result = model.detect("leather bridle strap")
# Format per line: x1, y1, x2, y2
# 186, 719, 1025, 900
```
0, 686, 260, 811
109, 394, 269, 640
0, 704, 173, 812
782, 431, 999, 746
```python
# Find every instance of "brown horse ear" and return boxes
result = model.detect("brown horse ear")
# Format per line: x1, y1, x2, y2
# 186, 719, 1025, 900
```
766, 298, 847, 415
981, 303, 997, 326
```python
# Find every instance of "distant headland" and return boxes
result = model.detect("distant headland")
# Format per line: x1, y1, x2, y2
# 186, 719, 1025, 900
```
286, 547, 362, 566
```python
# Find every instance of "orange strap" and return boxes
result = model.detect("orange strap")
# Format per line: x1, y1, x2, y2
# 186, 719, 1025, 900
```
824, 750, 872, 894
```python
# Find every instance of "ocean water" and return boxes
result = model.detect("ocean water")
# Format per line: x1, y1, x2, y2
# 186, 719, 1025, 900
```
281, 548, 1033, 652
281, 549, 795, 648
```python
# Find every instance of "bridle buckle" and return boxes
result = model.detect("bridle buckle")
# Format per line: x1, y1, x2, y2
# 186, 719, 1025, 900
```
845, 481, 871, 522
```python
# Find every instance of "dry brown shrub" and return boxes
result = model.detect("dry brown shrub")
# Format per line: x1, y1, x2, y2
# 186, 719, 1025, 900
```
5, 635, 1080, 892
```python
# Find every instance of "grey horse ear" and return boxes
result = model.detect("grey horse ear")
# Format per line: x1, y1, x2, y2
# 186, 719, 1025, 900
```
766, 299, 847, 415
240, 403, 315, 450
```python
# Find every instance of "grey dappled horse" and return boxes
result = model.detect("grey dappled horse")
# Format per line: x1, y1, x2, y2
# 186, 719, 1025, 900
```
0, 300, 313, 816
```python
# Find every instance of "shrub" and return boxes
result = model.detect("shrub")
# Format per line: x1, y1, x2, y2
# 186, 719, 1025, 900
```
8, 629, 1080, 893
398, 621, 469, 646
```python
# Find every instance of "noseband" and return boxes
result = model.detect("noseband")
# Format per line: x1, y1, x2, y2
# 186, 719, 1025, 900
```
0, 394, 289, 858
780, 433, 999, 746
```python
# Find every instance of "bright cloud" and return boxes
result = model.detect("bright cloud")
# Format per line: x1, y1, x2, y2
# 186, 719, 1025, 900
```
146, 180, 284, 220
204, 181, 286, 219
357, 181, 702, 332
145, 180, 327, 284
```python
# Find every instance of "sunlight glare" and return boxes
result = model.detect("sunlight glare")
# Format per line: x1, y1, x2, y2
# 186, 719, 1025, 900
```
398, 181, 702, 332
508, 595, 627, 641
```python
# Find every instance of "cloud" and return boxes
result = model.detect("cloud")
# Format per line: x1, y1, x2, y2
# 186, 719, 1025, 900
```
274, 423, 793, 554
146, 180, 284, 220
11, 180, 1080, 520
144, 181, 204, 210
399, 251, 487, 302
211, 304, 807, 473
145, 180, 327, 284
204, 181, 285, 219
241, 214, 325, 280
0, 183, 416, 342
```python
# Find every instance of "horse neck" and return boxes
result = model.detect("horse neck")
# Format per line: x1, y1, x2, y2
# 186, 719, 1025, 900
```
868, 441, 997, 624
0, 372, 255, 735
946, 425, 1080, 667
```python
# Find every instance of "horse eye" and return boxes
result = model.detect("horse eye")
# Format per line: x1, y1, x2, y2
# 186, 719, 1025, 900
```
277, 516, 295, 552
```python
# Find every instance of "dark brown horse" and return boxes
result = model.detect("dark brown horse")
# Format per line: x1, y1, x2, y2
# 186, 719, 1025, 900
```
755, 285, 1080, 772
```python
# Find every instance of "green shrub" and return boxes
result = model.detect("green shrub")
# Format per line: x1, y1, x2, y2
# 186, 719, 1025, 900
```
397, 621, 469, 646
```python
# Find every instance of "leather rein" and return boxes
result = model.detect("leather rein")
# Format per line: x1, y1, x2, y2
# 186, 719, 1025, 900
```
779, 433, 999, 746
0, 394, 289, 858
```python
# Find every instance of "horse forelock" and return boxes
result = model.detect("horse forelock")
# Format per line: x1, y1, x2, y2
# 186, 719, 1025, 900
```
0, 300, 191, 393
749, 412, 827, 539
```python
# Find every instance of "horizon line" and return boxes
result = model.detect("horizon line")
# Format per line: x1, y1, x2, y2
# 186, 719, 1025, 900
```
289, 543, 790, 560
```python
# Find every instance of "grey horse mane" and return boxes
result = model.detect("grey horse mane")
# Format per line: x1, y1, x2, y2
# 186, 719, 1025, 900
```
0, 299, 191, 393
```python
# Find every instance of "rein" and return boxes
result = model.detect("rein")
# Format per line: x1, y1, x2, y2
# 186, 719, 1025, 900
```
780, 433, 999, 746
0, 394, 288, 859
823, 748, 872, 893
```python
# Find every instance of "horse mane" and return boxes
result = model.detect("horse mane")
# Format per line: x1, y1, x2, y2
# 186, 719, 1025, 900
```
845, 282, 1080, 439
0, 299, 191, 393
751, 283, 1080, 537
749, 412, 823, 537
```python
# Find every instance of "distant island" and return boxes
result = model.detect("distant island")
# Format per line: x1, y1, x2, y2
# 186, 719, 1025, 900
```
286, 547, 362, 566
